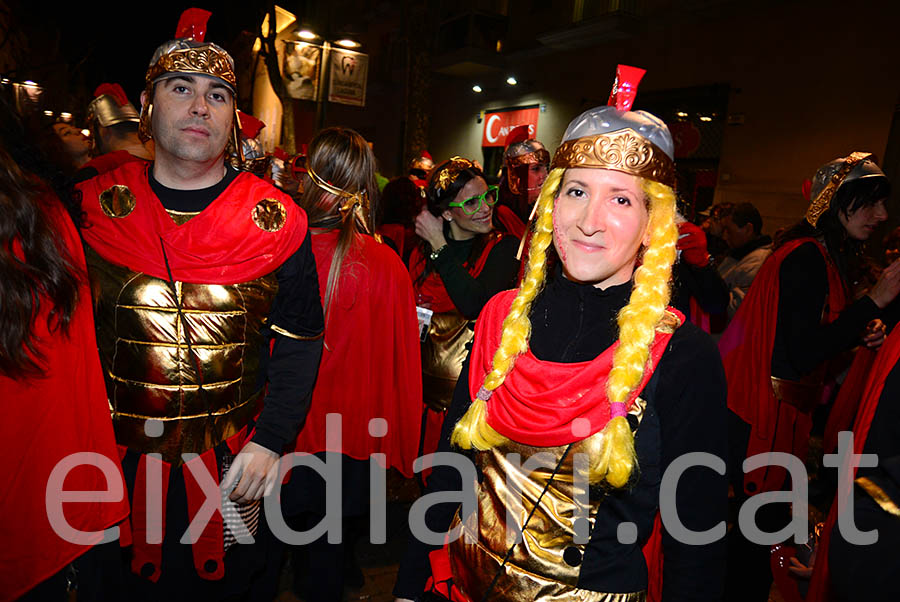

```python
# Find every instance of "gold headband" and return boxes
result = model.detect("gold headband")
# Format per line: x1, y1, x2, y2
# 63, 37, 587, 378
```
550, 129, 676, 188
307, 163, 371, 234
435, 156, 476, 192
805, 151, 873, 228
145, 46, 237, 90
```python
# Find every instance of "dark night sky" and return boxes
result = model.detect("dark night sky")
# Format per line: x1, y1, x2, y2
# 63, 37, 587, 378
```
9, 1, 264, 115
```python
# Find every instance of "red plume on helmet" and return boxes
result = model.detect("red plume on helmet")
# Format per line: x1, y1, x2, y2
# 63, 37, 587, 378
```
93, 83, 131, 107
504, 125, 531, 148
608, 64, 646, 112
175, 7, 212, 41
237, 111, 266, 140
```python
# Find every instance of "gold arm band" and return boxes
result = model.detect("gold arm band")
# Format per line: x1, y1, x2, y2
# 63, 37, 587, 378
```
271, 323, 325, 341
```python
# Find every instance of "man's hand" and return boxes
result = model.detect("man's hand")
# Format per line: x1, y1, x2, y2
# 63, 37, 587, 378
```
221, 441, 280, 504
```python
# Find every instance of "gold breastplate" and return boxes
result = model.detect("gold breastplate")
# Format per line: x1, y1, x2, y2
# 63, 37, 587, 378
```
85, 228, 279, 464
421, 310, 473, 412
448, 400, 648, 602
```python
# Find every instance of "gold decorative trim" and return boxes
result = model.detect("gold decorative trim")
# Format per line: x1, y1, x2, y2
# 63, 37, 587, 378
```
856, 477, 900, 517
805, 151, 872, 227
116, 337, 243, 349
146, 46, 236, 90
436, 156, 476, 192
108, 373, 241, 391
99, 185, 136, 218
270, 323, 325, 341
251, 198, 287, 232
550, 129, 676, 188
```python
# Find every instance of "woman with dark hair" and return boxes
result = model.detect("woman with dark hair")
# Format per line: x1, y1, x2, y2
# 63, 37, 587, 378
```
409, 157, 520, 472
721, 152, 900, 602
281, 127, 422, 601
0, 115, 128, 598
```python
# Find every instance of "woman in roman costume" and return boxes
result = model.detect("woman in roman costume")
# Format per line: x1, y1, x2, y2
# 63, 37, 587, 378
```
393, 66, 728, 602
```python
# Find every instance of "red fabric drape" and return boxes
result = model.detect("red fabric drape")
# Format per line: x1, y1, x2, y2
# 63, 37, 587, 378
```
292, 231, 423, 476
470, 290, 681, 446
718, 238, 846, 495
806, 325, 900, 602
823, 347, 876, 455
77, 162, 307, 284
0, 195, 129, 601
80, 150, 146, 175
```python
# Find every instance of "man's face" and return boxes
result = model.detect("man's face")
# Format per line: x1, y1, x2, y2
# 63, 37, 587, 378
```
722, 215, 753, 249
143, 75, 233, 164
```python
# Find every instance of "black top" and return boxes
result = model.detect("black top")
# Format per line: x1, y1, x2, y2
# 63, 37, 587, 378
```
149, 165, 324, 453
394, 269, 729, 601
670, 260, 729, 318
770, 241, 879, 379
428, 228, 520, 320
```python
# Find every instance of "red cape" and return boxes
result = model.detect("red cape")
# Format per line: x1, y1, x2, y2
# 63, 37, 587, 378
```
718, 238, 846, 495
494, 205, 526, 240
409, 232, 508, 314
806, 325, 900, 602
80, 150, 146, 176
77, 162, 307, 284
0, 195, 129, 600
292, 231, 423, 476
470, 289, 682, 447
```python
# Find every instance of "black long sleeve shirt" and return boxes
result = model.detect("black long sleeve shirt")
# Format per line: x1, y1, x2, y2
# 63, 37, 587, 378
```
149, 166, 324, 453
429, 233, 520, 320
394, 269, 728, 600
771, 242, 879, 380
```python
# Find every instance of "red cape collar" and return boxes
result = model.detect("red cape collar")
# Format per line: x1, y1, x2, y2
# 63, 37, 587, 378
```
77, 162, 307, 284
469, 290, 682, 447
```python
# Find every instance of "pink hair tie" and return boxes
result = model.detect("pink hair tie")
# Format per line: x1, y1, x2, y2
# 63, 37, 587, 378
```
610, 402, 628, 419
476, 386, 493, 402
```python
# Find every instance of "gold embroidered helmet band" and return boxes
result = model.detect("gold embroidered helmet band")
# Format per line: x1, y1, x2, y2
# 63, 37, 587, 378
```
306, 163, 372, 234
549, 106, 677, 188
805, 151, 884, 227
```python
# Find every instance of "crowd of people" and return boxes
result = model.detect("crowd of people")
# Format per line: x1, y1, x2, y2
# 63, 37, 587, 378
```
2, 8, 900, 602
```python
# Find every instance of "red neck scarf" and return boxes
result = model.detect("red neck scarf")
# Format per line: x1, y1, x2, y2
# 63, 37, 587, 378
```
409, 231, 506, 313
719, 237, 847, 494
77, 162, 307, 284
469, 290, 682, 447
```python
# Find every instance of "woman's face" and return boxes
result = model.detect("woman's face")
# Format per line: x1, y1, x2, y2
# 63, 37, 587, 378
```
839, 198, 888, 241
442, 176, 494, 240
552, 168, 650, 289
52, 123, 90, 156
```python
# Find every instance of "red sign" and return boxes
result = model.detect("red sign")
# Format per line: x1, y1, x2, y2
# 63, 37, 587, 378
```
481, 107, 540, 147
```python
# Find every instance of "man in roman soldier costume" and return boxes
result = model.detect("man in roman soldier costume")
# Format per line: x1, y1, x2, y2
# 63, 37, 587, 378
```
75, 8, 324, 598
394, 65, 728, 602
494, 124, 550, 239
76, 83, 153, 182
409, 150, 434, 190
720, 152, 900, 601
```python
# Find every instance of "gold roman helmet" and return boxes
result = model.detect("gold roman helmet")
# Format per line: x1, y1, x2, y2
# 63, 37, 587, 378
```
139, 7, 240, 157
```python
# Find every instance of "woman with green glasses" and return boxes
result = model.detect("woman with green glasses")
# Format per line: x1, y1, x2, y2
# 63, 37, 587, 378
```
409, 156, 520, 479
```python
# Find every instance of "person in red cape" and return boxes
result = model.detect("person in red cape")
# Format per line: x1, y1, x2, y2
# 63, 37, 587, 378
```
75, 8, 324, 599
720, 152, 899, 602
75, 82, 153, 183
0, 111, 130, 601
408, 157, 520, 482
263, 127, 422, 601
378, 176, 425, 263
393, 65, 728, 602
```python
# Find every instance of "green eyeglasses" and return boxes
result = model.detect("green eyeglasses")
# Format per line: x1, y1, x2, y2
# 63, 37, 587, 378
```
448, 185, 499, 215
